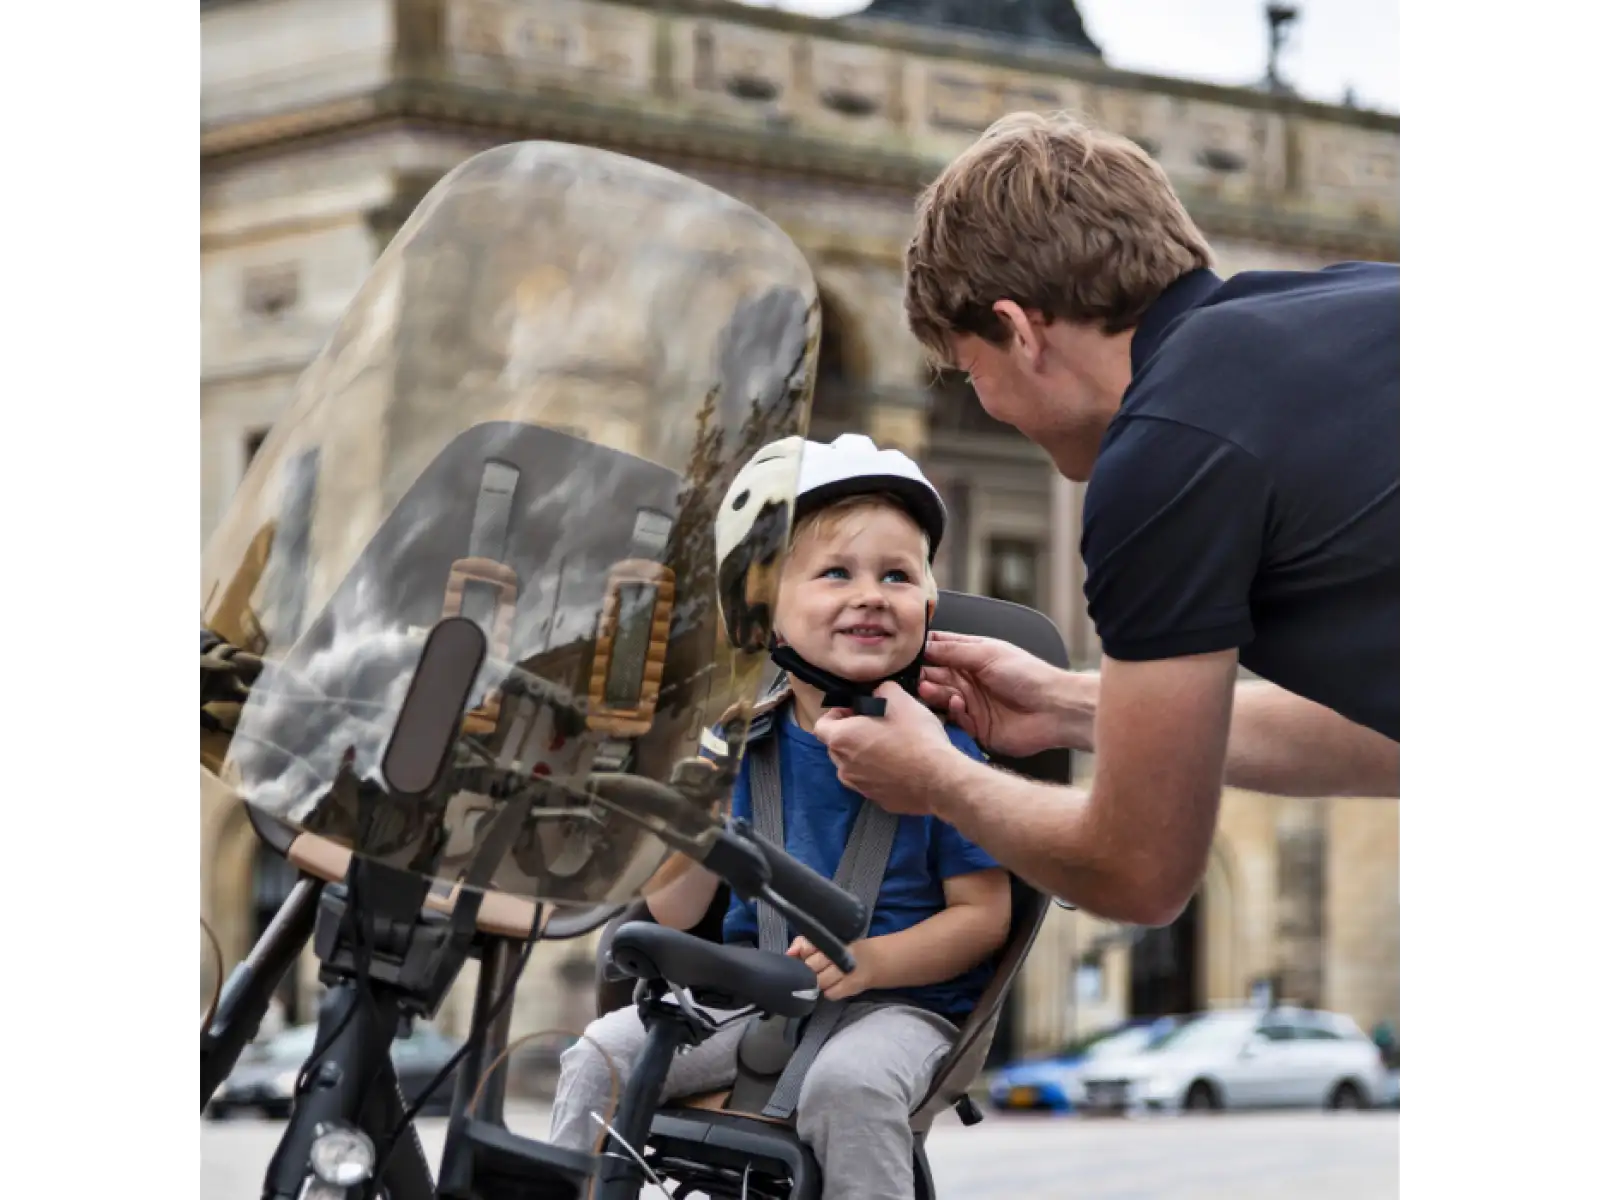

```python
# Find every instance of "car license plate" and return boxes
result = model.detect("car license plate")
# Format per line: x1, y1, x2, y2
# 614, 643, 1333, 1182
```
1007, 1086, 1039, 1108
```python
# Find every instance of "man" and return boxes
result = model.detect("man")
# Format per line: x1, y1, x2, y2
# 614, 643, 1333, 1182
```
812, 111, 1398, 926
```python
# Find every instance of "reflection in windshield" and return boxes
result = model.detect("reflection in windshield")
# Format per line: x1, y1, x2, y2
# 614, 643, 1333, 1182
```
1147, 1012, 1259, 1054
200, 142, 822, 906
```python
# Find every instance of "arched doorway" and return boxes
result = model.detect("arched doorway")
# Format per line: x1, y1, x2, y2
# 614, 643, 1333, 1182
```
1127, 891, 1204, 1018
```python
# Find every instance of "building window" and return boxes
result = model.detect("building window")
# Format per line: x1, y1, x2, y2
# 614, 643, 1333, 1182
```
242, 263, 300, 321
985, 537, 1043, 608
941, 480, 971, 593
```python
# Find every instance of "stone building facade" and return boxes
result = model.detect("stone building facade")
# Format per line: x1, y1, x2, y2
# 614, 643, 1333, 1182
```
200, 0, 1400, 1058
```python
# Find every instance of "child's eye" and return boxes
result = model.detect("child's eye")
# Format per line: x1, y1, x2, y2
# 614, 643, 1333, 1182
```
821, 566, 850, 580
883, 569, 911, 584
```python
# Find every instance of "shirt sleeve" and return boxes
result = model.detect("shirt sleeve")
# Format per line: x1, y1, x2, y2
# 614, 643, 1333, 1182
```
932, 726, 1002, 880
1081, 416, 1271, 662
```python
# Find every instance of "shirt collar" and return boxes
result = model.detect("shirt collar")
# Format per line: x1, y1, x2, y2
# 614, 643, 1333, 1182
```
1130, 268, 1224, 376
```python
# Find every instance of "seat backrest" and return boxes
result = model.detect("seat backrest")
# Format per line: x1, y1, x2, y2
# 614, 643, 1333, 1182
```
908, 591, 1071, 1131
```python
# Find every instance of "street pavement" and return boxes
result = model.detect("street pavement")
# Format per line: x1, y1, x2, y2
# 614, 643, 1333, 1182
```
202, 1103, 1397, 1198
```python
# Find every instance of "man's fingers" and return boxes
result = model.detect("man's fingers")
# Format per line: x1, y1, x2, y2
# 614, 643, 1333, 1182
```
814, 708, 873, 748
923, 635, 998, 670
812, 708, 849, 745
921, 680, 977, 731
948, 703, 978, 741
927, 630, 988, 645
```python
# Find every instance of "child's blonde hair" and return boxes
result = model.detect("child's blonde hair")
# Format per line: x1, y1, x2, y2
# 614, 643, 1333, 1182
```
790, 492, 939, 604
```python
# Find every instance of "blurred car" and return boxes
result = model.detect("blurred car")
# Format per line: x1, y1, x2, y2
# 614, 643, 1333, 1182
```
207, 1021, 464, 1120
1073, 1006, 1386, 1115
1378, 1069, 1400, 1109
988, 1019, 1176, 1113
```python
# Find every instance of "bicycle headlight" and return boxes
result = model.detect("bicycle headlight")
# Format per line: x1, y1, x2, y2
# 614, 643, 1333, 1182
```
308, 1122, 377, 1188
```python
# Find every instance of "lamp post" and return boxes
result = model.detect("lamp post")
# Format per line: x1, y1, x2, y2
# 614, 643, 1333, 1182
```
1264, 3, 1301, 94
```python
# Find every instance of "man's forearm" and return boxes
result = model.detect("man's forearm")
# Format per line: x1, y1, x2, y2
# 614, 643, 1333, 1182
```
1049, 671, 1398, 798
927, 753, 1178, 926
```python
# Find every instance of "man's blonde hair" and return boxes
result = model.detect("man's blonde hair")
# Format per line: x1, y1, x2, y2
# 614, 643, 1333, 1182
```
791, 492, 939, 603
904, 110, 1214, 361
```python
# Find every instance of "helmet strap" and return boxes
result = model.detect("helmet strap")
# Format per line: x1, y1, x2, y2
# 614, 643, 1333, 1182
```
767, 606, 932, 718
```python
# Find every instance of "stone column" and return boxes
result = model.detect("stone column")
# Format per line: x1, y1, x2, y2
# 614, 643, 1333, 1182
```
1048, 470, 1100, 667
1015, 906, 1075, 1054
1272, 799, 1328, 1007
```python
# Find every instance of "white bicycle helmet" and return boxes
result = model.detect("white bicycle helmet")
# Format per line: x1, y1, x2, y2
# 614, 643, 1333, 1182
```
788, 433, 947, 560
714, 435, 947, 712
714, 433, 945, 576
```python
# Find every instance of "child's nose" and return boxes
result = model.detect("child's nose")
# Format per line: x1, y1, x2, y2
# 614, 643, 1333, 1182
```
852, 583, 888, 607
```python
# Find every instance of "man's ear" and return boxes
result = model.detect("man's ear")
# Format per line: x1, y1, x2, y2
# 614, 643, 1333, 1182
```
993, 299, 1045, 367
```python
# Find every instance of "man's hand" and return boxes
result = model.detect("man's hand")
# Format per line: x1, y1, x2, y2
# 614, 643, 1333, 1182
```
917, 631, 1078, 758
787, 935, 880, 1001
812, 682, 963, 815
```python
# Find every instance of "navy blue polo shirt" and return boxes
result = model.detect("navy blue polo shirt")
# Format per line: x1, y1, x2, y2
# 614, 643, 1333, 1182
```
1081, 264, 1399, 741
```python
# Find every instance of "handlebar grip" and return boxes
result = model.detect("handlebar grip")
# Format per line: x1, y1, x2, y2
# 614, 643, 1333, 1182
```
744, 827, 868, 946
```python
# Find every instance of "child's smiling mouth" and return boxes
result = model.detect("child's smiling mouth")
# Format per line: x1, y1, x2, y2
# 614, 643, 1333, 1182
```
837, 624, 893, 644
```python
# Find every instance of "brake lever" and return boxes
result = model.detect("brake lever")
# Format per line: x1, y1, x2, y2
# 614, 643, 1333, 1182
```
756, 885, 858, 974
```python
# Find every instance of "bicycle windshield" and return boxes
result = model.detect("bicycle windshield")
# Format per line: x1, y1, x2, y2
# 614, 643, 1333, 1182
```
201, 142, 819, 905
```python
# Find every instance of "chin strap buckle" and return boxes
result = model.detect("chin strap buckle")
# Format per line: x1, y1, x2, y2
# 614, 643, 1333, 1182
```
772, 642, 922, 720
822, 690, 887, 717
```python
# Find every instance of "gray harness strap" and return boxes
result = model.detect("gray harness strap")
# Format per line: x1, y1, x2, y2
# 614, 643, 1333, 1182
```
748, 714, 901, 1119
468, 461, 519, 562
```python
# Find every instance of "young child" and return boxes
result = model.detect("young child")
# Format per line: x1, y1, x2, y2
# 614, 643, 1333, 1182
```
548, 435, 1011, 1200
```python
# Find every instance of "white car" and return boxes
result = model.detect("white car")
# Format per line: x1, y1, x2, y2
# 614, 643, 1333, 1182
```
1071, 1007, 1387, 1115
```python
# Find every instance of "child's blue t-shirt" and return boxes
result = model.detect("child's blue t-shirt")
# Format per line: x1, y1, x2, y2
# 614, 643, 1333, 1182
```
718, 711, 1002, 1019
